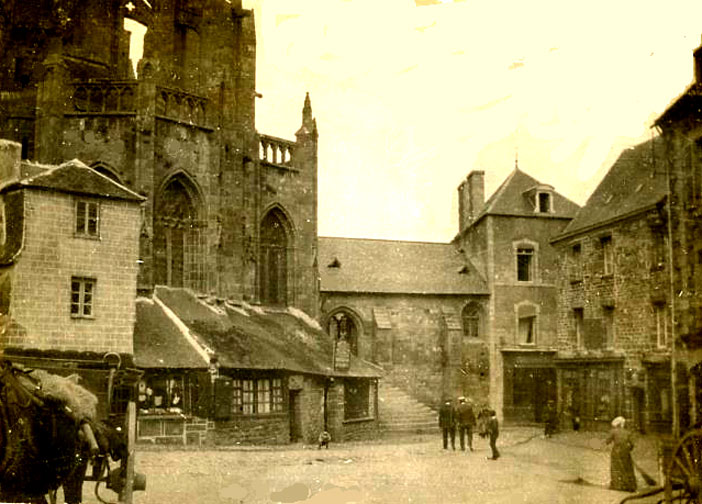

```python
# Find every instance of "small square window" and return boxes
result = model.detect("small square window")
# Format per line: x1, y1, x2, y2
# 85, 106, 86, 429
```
71, 277, 96, 318
76, 200, 100, 237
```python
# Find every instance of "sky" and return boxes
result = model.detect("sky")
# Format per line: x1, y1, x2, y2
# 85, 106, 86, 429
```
143, 1, 702, 243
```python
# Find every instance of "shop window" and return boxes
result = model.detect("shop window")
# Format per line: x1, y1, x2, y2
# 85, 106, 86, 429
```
76, 200, 100, 237
232, 378, 283, 415
71, 277, 95, 318
137, 375, 185, 413
344, 378, 371, 420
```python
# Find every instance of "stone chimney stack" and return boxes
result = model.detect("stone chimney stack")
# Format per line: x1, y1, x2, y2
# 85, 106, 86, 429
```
0, 140, 22, 184
458, 170, 485, 232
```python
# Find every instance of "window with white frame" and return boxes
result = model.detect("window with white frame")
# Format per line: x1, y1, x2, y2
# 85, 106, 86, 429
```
75, 200, 99, 237
70, 277, 95, 318
654, 303, 668, 349
232, 378, 283, 415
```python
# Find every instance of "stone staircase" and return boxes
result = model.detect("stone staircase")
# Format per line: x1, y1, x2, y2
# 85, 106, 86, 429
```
378, 381, 439, 436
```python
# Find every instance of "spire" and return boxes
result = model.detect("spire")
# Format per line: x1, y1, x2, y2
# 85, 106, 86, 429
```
296, 92, 317, 139
302, 92, 313, 126
515, 147, 519, 171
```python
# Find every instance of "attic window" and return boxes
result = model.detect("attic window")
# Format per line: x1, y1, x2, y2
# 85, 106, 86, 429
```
458, 265, 470, 274
328, 257, 341, 268
537, 192, 551, 213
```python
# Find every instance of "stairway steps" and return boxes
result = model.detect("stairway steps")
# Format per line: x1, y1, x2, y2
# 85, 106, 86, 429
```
378, 382, 439, 437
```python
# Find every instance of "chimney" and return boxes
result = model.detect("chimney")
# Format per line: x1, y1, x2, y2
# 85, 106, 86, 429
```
458, 170, 485, 232
0, 140, 21, 184
695, 41, 702, 84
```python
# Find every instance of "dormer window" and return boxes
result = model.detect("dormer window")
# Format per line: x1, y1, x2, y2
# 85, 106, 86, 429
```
537, 192, 551, 213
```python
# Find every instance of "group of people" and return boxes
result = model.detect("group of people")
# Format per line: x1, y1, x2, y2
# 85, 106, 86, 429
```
438, 396, 500, 460
440, 398, 640, 492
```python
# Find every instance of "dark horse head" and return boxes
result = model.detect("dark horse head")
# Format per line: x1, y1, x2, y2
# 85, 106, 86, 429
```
0, 360, 84, 503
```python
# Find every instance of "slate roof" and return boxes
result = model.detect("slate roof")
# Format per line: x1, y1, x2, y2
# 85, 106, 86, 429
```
318, 237, 488, 295
2, 159, 144, 202
134, 297, 209, 369
656, 82, 702, 127
556, 137, 666, 240
474, 168, 579, 222
134, 286, 382, 378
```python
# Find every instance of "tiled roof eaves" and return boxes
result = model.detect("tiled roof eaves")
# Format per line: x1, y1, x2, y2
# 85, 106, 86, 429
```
319, 288, 490, 295
19, 184, 145, 202
551, 200, 663, 244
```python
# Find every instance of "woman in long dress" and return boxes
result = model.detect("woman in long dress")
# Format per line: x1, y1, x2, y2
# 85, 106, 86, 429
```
606, 416, 636, 492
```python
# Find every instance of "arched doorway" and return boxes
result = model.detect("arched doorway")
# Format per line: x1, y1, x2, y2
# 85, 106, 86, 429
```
259, 209, 290, 305
153, 174, 203, 289
328, 311, 359, 357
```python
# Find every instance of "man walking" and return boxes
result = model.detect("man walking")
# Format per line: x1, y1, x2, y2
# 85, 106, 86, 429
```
455, 397, 476, 452
486, 409, 500, 460
439, 399, 456, 450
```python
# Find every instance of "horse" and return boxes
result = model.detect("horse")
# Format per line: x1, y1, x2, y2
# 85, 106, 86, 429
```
0, 359, 102, 503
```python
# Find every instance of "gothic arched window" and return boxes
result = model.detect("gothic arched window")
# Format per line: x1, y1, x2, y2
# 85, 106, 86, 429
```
462, 302, 481, 339
154, 175, 203, 289
260, 209, 289, 305
328, 311, 358, 356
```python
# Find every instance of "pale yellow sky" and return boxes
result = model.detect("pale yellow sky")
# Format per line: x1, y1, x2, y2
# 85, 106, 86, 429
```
131, 1, 702, 242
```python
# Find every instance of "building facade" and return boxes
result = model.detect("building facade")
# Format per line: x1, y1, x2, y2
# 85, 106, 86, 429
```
0, 139, 144, 417
0, 0, 318, 315
655, 37, 702, 431
552, 138, 675, 432
318, 237, 490, 408
454, 169, 579, 423
0, 0, 380, 445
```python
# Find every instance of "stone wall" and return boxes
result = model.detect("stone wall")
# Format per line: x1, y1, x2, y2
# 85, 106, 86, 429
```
4, 191, 140, 353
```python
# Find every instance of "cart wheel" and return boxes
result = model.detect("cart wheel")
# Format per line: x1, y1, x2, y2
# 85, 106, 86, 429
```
669, 430, 702, 503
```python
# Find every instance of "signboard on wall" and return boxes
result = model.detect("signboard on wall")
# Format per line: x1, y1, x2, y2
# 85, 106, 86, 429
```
335, 339, 350, 370
288, 374, 304, 390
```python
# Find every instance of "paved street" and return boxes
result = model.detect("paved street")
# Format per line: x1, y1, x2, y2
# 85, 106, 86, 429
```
68, 426, 668, 504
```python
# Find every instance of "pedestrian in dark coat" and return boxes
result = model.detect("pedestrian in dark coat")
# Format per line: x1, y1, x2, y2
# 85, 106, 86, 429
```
455, 397, 476, 451
606, 416, 636, 492
485, 409, 500, 460
438, 399, 456, 450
